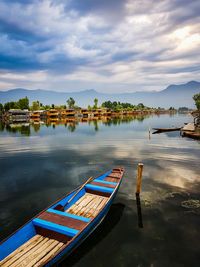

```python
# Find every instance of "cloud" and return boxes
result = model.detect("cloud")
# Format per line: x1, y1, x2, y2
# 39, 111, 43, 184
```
0, 0, 200, 92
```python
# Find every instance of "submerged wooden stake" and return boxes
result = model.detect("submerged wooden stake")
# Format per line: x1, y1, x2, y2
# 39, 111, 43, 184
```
136, 163, 143, 195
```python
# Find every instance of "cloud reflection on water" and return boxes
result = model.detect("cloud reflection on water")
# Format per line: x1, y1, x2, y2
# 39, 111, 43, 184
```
0, 115, 200, 266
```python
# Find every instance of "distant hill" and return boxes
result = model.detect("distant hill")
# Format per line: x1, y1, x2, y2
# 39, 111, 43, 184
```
0, 81, 200, 108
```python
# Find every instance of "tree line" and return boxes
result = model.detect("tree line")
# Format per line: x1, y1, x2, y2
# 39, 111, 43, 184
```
0, 97, 78, 112
101, 101, 155, 111
1, 93, 199, 112
0, 97, 99, 112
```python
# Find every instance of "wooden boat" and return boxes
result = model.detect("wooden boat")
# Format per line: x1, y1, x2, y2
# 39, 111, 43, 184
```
181, 122, 195, 132
152, 127, 182, 132
181, 130, 200, 139
0, 167, 124, 266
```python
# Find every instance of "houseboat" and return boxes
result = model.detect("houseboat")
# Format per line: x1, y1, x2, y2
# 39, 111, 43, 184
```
8, 109, 30, 123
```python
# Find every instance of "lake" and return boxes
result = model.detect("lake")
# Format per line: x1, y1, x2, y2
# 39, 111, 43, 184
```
0, 113, 200, 266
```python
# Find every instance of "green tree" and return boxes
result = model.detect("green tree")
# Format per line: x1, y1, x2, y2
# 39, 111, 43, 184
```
59, 105, 66, 109
74, 105, 80, 110
66, 97, 75, 108
4, 101, 19, 111
44, 105, 51, 110
93, 98, 98, 109
17, 96, 29, 110
102, 101, 112, 109
137, 103, 144, 110
31, 101, 40, 111
113, 104, 121, 111
0, 103, 3, 111
102, 100, 135, 110
193, 93, 200, 111
4, 102, 10, 111
51, 104, 55, 109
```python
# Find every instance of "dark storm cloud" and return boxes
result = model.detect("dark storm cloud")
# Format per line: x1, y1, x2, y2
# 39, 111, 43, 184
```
0, 51, 89, 75
0, 19, 45, 43
0, 54, 39, 71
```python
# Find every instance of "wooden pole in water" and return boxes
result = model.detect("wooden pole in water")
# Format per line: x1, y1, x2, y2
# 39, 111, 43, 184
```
136, 163, 143, 195
149, 123, 151, 139
149, 123, 151, 140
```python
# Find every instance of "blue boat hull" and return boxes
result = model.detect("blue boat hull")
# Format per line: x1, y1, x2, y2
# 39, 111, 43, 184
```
0, 167, 124, 266
47, 182, 121, 266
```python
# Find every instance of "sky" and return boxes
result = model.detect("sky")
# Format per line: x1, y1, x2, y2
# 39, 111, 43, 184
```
0, 0, 200, 93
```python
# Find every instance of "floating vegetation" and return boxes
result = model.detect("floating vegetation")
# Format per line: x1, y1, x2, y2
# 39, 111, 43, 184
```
142, 190, 188, 207
181, 199, 200, 209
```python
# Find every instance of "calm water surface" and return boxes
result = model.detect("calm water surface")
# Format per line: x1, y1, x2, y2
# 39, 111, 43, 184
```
0, 114, 200, 267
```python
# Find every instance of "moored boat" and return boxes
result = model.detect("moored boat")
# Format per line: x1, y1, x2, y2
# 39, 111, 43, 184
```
152, 127, 182, 132
0, 167, 124, 266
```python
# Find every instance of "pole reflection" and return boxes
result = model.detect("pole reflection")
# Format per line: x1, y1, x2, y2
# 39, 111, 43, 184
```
136, 193, 143, 228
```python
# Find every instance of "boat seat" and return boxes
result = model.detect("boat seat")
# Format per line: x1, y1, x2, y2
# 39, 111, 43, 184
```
85, 184, 114, 193
89, 181, 116, 189
32, 207, 92, 243
104, 175, 120, 183
47, 208, 91, 222
94, 179, 118, 185
85, 184, 114, 197
33, 218, 79, 238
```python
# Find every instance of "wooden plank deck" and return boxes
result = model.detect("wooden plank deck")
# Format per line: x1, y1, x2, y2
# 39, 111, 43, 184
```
0, 235, 64, 267
65, 193, 109, 219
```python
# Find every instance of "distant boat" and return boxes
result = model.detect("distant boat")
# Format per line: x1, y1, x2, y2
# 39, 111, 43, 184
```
152, 127, 182, 132
0, 167, 124, 266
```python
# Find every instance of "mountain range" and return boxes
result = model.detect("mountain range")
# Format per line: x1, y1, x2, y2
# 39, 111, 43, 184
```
0, 81, 200, 108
